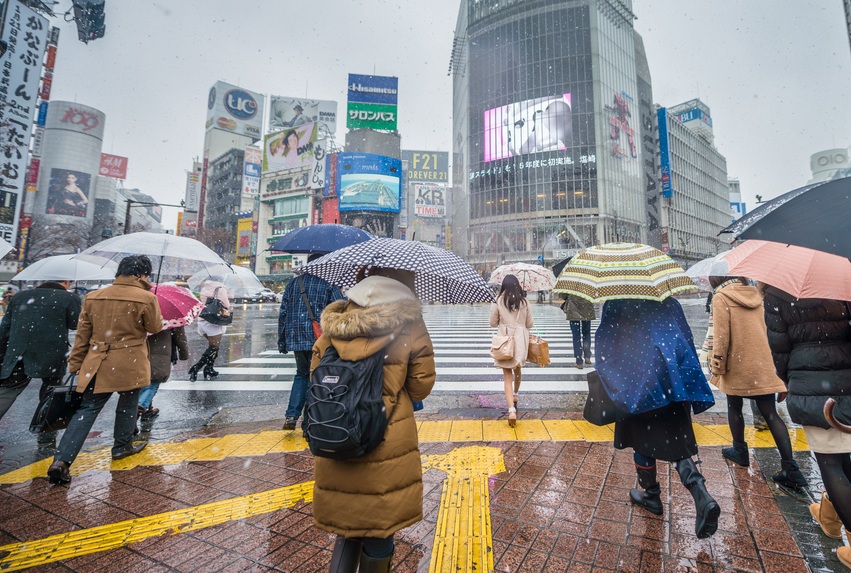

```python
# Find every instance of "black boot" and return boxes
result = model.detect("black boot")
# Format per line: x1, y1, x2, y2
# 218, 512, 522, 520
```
358, 550, 394, 573
203, 348, 219, 380
629, 463, 663, 515
722, 440, 749, 467
773, 459, 808, 490
675, 458, 720, 539
328, 536, 362, 573
187, 364, 200, 382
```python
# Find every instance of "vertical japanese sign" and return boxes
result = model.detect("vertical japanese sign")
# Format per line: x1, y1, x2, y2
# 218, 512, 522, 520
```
0, 1, 48, 245
242, 145, 261, 198
657, 107, 673, 198
235, 212, 253, 264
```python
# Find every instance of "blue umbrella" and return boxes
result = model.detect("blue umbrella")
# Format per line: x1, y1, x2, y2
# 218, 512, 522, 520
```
269, 224, 372, 255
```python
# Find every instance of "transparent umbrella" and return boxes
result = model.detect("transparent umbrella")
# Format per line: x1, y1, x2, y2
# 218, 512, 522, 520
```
187, 265, 263, 300
13, 255, 117, 282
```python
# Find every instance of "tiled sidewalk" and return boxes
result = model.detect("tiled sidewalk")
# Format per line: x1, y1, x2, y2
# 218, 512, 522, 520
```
0, 413, 847, 572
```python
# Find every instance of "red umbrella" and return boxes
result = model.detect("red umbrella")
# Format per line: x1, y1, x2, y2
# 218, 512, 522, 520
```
154, 284, 203, 330
725, 240, 851, 301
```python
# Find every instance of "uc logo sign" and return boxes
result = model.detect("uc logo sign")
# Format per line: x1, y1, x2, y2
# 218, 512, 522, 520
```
224, 89, 257, 121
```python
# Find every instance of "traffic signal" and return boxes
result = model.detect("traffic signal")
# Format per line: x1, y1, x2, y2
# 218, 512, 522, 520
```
73, 0, 105, 43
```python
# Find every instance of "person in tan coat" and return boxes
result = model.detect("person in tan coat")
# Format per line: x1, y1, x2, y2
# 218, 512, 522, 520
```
311, 267, 435, 573
47, 255, 163, 485
490, 274, 534, 427
709, 276, 806, 489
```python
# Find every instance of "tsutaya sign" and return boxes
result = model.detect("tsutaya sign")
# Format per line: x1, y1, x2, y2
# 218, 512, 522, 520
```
346, 73, 398, 131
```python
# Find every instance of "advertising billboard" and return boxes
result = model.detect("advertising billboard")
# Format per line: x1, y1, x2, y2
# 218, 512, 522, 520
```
483, 93, 572, 162
336, 153, 401, 213
657, 108, 673, 198
242, 145, 261, 197
205, 81, 264, 140
99, 153, 128, 179
269, 97, 338, 136
346, 74, 398, 131
263, 123, 318, 172
402, 150, 449, 183
0, 0, 48, 245
46, 169, 91, 217
235, 212, 253, 264
413, 184, 446, 218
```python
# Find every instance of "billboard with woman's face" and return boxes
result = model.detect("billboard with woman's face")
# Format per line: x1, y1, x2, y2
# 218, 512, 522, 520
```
46, 169, 91, 217
262, 123, 318, 173
483, 93, 573, 162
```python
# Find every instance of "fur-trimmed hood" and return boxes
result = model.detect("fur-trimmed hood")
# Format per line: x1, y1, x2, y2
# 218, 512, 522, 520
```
319, 277, 423, 362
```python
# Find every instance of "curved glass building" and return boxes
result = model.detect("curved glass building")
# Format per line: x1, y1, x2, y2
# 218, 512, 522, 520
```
452, 0, 657, 269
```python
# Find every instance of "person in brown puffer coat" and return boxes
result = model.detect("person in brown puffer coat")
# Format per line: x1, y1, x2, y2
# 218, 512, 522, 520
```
311, 267, 436, 573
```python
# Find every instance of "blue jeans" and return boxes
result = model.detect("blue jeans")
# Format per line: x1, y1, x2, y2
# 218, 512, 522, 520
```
285, 350, 312, 418
138, 382, 160, 409
569, 321, 592, 364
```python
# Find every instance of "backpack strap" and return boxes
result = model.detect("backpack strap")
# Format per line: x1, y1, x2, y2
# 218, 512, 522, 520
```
297, 275, 317, 322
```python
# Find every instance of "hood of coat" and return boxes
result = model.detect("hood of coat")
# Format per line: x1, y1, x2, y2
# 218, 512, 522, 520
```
716, 284, 762, 309
321, 277, 422, 361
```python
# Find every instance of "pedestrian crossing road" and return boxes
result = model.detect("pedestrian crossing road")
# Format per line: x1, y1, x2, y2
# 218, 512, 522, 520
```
165, 304, 597, 393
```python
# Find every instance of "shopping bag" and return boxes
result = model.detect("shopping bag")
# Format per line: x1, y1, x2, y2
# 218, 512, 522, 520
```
527, 335, 550, 367
489, 335, 515, 360
583, 370, 627, 426
29, 373, 82, 433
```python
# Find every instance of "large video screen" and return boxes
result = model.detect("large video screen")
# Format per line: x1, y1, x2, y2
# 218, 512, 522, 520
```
483, 93, 572, 162
336, 153, 401, 213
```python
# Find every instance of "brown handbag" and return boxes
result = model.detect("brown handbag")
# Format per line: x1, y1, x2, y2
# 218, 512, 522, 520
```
527, 335, 550, 367
490, 334, 515, 360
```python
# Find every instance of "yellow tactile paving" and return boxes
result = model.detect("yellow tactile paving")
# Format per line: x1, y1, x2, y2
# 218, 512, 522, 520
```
0, 421, 811, 485
0, 481, 315, 572
423, 446, 504, 573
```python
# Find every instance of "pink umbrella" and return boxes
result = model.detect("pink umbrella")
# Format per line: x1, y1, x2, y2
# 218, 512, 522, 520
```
153, 284, 203, 330
725, 240, 851, 301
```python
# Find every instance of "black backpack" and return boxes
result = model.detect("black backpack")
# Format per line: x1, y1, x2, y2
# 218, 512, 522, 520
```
302, 343, 396, 460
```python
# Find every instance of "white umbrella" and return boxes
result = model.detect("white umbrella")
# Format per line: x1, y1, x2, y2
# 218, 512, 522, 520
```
187, 265, 263, 300
490, 262, 557, 291
13, 255, 117, 282
685, 251, 732, 292
74, 232, 228, 280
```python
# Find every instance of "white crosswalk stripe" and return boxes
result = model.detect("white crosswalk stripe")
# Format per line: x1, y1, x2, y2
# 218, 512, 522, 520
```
164, 304, 596, 392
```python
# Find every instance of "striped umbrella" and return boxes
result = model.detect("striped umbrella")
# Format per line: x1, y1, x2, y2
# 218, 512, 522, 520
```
553, 242, 697, 302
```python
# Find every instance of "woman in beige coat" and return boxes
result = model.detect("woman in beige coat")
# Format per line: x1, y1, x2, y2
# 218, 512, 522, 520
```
490, 274, 534, 426
311, 268, 435, 573
709, 276, 806, 489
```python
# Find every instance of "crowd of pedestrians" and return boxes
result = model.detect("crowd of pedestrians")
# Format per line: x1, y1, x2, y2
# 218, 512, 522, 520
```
0, 250, 849, 571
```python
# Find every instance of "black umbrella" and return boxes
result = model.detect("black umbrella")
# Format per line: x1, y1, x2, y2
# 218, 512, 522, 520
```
269, 224, 372, 255
298, 238, 495, 304
720, 176, 851, 259
551, 256, 572, 278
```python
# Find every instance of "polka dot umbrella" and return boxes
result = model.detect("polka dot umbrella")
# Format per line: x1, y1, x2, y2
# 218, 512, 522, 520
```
553, 242, 697, 303
298, 238, 495, 304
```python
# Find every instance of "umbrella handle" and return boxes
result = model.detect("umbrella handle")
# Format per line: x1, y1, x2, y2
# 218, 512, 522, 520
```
825, 398, 851, 434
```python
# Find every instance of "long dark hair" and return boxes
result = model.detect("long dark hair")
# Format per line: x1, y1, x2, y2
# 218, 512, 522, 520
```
499, 274, 527, 311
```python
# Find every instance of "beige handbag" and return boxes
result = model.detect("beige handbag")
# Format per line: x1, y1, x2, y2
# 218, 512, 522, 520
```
490, 334, 515, 360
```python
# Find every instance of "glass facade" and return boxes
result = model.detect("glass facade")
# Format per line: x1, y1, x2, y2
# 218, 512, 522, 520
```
455, 0, 648, 268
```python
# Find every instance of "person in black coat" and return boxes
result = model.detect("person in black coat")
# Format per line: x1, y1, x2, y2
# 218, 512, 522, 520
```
763, 284, 851, 565
0, 281, 81, 445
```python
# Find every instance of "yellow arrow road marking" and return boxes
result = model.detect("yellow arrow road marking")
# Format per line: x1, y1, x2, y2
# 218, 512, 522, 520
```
423, 446, 505, 573
0, 481, 314, 572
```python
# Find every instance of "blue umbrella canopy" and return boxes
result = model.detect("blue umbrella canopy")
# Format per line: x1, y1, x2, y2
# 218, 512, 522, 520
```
269, 224, 372, 255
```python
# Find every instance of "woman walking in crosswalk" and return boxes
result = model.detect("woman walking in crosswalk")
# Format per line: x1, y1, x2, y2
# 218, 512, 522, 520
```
489, 274, 534, 427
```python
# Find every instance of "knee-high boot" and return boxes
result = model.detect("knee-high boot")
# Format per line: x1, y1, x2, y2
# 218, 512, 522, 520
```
203, 347, 219, 379
359, 550, 394, 573
629, 463, 663, 515
675, 458, 720, 539
188, 347, 217, 382
328, 536, 362, 573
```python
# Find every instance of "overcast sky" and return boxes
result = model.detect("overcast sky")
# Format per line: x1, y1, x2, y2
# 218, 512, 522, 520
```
47, 0, 851, 230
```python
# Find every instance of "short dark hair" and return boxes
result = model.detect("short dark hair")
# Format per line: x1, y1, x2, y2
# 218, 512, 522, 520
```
116, 255, 153, 278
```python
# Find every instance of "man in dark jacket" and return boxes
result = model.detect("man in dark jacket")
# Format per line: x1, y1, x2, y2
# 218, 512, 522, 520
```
277, 257, 344, 431
0, 280, 81, 447
560, 293, 596, 368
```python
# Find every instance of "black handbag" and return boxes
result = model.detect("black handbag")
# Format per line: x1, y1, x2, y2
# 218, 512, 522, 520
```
29, 373, 83, 433
583, 370, 627, 426
199, 287, 233, 325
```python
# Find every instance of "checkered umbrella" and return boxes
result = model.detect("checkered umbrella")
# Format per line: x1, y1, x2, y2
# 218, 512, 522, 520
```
553, 242, 697, 302
298, 238, 495, 304
489, 262, 557, 292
